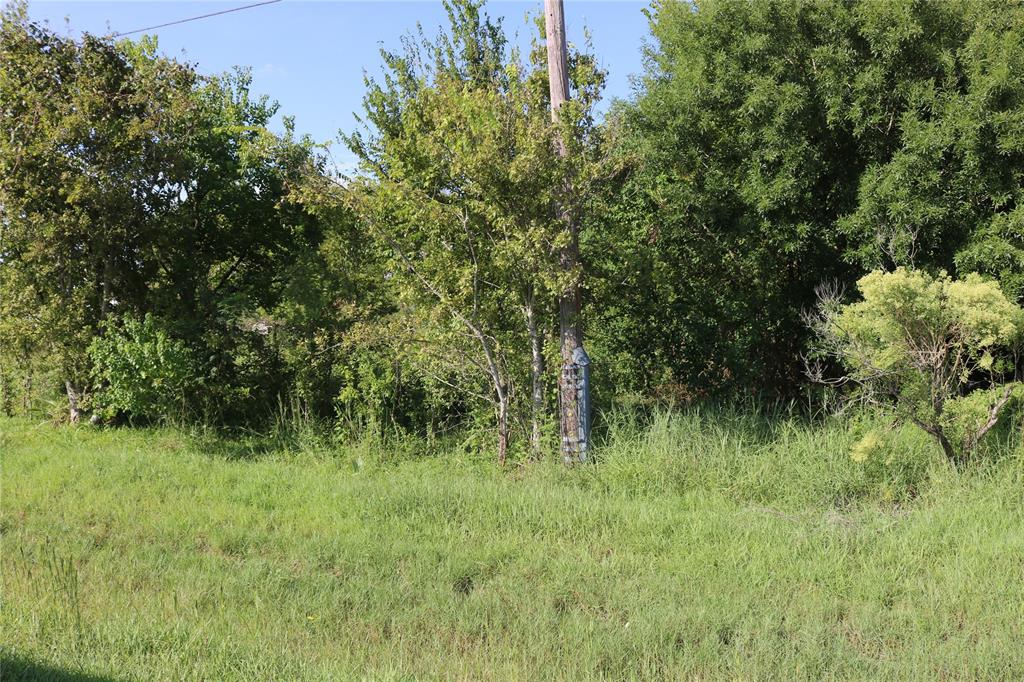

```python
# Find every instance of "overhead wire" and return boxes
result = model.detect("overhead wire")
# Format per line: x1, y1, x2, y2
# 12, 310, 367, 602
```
107, 0, 283, 39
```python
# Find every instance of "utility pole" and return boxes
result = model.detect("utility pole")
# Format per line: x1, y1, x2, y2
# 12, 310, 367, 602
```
544, 0, 588, 464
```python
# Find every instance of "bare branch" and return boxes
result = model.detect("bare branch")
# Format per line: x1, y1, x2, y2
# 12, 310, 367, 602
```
966, 385, 1014, 454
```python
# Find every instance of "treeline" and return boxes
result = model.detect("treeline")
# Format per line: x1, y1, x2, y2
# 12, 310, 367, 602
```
2, 0, 1023, 458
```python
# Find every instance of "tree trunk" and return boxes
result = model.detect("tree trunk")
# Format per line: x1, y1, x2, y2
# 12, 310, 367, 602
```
65, 380, 82, 424
0, 364, 11, 417
913, 417, 959, 464
23, 372, 32, 413
497, 386, 509, 465
544, 0, 583, 465
935, 430, 958, 465
525, 295, 545, 458
965, 385, 1013, 456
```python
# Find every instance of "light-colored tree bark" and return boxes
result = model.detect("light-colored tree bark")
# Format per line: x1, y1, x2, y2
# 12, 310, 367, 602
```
65, 380, 82, 424
524, 292, 544, 458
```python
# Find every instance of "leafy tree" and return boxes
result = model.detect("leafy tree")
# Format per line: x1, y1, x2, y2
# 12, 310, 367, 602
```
344, 0, 604, 460
808, 268, 1022, 463
1, 5, 193, 419
141, 79, 328, 423
282, 172, 428, 433
836, 1, 1024, 271
603, 0, 1024, 400
0, 4, 326, 422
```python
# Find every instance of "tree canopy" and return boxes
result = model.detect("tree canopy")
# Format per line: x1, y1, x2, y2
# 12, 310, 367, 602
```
592, 0, 1024, 400
0, 2, 327, 422
3, 0, 1024, 462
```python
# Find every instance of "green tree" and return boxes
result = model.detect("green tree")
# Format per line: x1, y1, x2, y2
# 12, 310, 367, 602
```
0, 4, 326, 422
345, 0, 604, 460
603, 0, 1024, 400
1, 6, 193, 419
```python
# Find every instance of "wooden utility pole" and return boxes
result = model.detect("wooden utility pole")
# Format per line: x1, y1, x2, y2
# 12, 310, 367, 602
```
544, 0, 570, 150
544, 0, 585, 464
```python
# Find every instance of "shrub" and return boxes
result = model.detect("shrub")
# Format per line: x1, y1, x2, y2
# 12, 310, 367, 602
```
88, 315, 200, 423
808, 268, 1023, 464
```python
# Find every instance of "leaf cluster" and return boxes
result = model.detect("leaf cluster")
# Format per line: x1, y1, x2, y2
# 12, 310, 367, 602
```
809, 268, 1023, 461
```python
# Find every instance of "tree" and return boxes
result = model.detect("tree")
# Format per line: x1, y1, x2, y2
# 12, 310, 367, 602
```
807, 268, 1022, 463
601, 0, 1024, 400
1, 6, 195, 419
0, 5, 326, 422
345, 0, 604, 460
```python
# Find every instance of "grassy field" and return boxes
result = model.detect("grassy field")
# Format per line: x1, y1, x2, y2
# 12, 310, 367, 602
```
2, 412, 1024, 680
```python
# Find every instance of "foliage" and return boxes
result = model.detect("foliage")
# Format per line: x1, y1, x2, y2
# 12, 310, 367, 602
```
600, 0, 1024, 400
0, 3, 327, 423
834, 1, 1024, 271
87, 315, 199, 423
0, 4, 194, 415
343, 0, 606, 459
808, 268, 1023, 462
4, 0, 1024, 456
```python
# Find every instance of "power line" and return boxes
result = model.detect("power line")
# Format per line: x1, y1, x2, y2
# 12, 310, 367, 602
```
107, 0, 283, 39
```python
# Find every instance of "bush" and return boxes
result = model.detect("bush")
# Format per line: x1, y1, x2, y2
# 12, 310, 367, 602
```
88, 315, 200, 423
809, 268, 1023, 463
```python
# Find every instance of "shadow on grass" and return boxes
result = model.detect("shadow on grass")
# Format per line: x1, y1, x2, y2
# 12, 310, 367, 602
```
0, 652, 117, 681
188, 432, 289, 461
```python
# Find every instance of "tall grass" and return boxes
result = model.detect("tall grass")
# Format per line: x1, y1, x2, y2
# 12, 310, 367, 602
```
2, 409, 1023, 679
585, 407, 946, 507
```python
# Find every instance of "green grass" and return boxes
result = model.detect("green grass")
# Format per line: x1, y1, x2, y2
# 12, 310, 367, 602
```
2, 412, 1024, 680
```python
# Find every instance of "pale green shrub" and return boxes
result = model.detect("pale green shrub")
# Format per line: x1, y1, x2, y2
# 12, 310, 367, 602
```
809, 268, 1023, 463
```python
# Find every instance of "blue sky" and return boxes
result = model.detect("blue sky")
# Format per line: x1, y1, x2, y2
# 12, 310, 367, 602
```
24, 1, 652, 170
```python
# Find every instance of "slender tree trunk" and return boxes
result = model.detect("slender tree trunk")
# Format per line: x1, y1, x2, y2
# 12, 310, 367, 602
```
497, 390, 509, 465
480, 344, 510, 464
936, 430, 958, 465
525, 294, 544, 458
23, 372, 32, 413
913, 417, 959, 464
0, 363, 11, 417
965, 384, 1013, 456
544, 0, 583, 465
382, 230, 512, 464
65, 380, 82, 424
